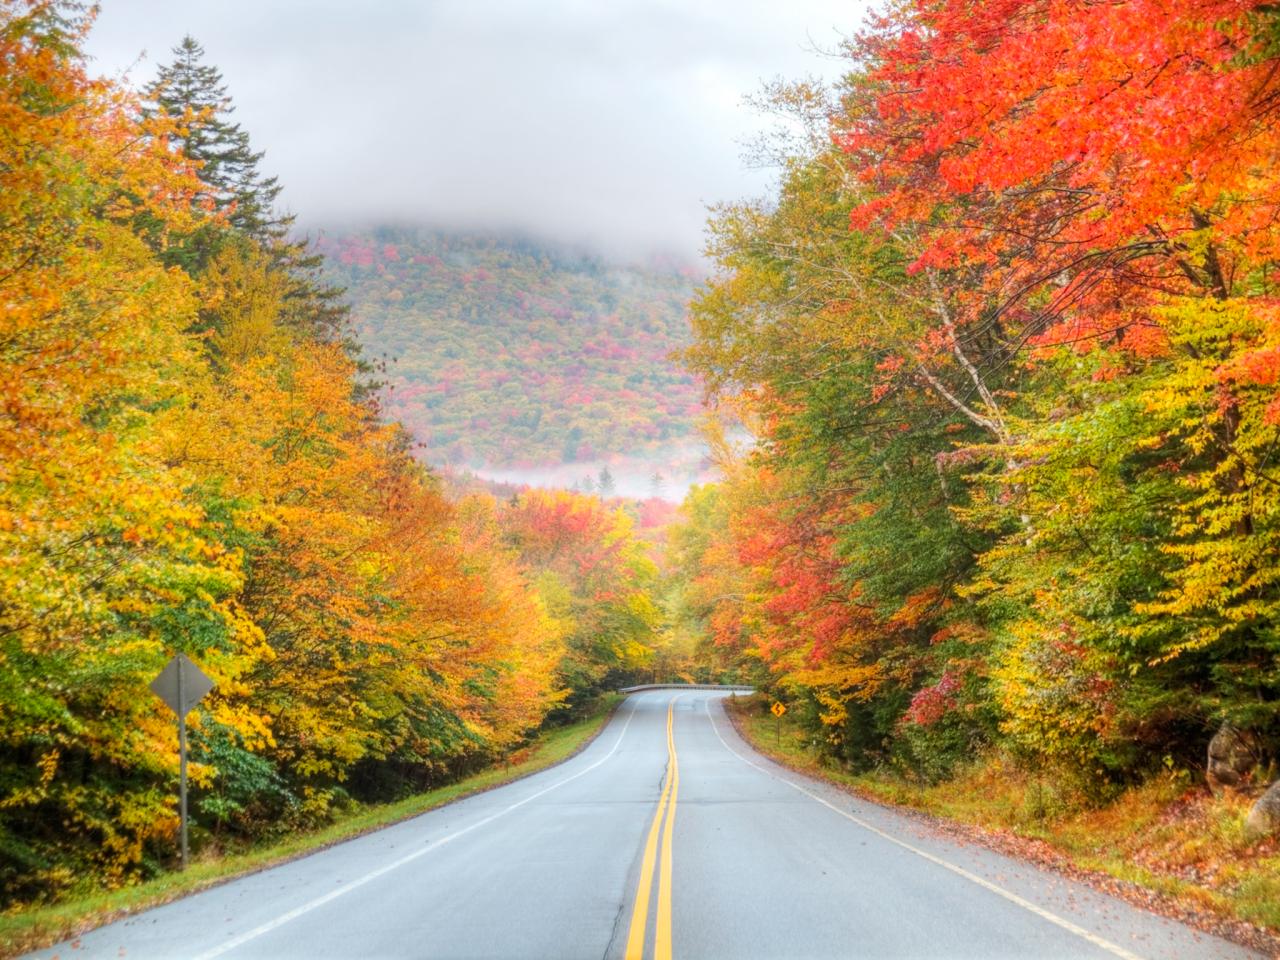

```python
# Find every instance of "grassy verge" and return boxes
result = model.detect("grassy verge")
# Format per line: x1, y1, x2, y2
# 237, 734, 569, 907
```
0, 694, 621, 959
728, 696, 1280, 943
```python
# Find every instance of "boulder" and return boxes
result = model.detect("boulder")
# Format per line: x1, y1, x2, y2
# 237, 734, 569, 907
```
1245, 779, 1280, 840
1206, 723, 1262, 794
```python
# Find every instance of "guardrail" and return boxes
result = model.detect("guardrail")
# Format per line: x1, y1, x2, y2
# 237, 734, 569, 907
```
617, 683, 756, 694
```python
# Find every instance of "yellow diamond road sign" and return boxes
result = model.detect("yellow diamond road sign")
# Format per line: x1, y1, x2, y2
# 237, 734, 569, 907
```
771, 701, 786, 718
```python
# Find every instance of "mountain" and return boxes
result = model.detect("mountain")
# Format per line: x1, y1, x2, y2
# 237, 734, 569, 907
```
318, 229, 710, 497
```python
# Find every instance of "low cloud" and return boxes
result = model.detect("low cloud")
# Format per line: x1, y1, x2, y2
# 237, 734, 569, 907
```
84, 0, 860, 258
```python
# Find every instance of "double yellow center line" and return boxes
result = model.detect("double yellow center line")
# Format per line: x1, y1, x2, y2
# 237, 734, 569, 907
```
624, 698, 680, 960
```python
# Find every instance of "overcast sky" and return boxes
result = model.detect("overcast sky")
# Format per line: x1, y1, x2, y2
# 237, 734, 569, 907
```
84, 0, 864, 260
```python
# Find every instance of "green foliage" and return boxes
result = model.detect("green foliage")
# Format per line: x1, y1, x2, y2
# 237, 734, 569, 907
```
141, 37, 350, 344
190, 720, 294, 835
142, 35, 283, 251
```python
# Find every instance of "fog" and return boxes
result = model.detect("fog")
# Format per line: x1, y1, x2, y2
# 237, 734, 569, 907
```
475, 439, 716, 502
83, 0, 862, 259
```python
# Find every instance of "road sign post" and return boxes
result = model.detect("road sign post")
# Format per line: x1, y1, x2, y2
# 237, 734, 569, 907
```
149, 653, 214, 870
178, 659, 187, 869
771, 700, 786, 746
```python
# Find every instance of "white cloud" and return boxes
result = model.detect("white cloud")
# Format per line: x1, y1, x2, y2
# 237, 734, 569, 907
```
84, 0, 864, 258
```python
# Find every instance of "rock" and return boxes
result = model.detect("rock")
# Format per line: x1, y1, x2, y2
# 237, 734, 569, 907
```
1245, 779, 1280, 840
1206, 723, 1262, 794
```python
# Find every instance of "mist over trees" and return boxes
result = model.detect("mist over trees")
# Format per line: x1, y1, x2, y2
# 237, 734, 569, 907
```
321, 229, 705, 491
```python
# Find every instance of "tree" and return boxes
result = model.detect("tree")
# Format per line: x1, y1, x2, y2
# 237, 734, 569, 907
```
674, 1, 1280, 786
0, 2, 262, 899
597, 466, 615, 496
142, 36, 350, 346
500, 490, 660, 708
144, 36, 282, 246
844, 0, 1280, 370
0, 7, 570, 905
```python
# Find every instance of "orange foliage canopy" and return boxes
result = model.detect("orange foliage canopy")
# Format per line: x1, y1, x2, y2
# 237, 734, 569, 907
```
845, 0, 1280, 354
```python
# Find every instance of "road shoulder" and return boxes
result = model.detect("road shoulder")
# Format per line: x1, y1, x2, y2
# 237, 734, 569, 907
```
723, 696, 1280, 959
1, 696, 622, 960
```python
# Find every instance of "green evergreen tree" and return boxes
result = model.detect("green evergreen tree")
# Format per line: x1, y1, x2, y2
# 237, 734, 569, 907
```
142, 37, 352, 348
144, 35, 283, 243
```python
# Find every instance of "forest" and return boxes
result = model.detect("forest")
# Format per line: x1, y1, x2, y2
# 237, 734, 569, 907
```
8, 0, 1280, 936
321, 229, 703, 474
0, 10, 665, 907
670, 0, 1280, 810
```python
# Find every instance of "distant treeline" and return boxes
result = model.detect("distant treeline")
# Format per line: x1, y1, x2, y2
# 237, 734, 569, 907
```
320, 229, 702, 469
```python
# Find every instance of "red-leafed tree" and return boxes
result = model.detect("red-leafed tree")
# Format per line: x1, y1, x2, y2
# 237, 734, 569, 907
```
844, 0, 1280, 353
499, 489, 659, 706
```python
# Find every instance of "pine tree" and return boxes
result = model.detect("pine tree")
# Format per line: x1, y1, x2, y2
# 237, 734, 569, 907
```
144, 35, 283, 243
142, 36, 352, 348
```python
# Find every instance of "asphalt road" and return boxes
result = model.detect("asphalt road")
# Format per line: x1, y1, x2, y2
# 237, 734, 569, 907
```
30, 691, 1262, 960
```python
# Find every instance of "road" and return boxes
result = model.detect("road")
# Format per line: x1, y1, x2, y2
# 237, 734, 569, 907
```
30, 690, 1261, 960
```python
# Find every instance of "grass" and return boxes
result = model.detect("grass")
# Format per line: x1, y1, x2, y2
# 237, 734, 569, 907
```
730, 696, 1280, 938
0, 695, 621, 959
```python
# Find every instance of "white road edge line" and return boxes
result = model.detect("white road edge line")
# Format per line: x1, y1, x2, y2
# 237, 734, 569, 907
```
189, 699, 643, 960
703, 699, 1146, 960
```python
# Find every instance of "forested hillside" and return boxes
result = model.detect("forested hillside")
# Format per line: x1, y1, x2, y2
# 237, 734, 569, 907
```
0, 12, 660, 908
319, 230, 706, 493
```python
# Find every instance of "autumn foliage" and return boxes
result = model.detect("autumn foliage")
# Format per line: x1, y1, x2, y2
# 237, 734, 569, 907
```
0, 4, 657, 906
678, 1, 1280, 784
320, 230, 702, 471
